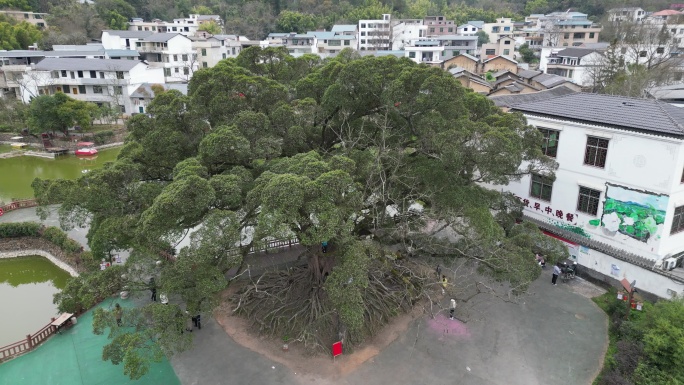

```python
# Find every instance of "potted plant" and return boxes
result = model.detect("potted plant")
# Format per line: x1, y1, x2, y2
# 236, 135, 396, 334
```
282, 335, 290, 351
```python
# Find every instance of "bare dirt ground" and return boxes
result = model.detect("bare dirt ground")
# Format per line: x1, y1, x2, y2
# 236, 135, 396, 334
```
213, 284, 427, 382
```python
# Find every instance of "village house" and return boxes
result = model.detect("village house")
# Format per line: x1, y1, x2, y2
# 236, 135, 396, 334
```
487, 93, 684, 299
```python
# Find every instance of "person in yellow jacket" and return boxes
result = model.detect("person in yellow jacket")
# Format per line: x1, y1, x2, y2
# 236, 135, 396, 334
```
441, 275, 448, 294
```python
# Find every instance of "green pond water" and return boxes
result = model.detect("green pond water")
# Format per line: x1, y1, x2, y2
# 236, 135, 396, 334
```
0, 147, 121, 203
0, 256, 72, 347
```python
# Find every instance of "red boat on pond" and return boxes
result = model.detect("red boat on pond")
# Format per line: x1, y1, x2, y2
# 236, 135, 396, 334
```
75, 142, 98, 156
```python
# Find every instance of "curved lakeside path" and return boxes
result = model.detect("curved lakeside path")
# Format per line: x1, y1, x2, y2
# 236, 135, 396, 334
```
0, 207, 609, 385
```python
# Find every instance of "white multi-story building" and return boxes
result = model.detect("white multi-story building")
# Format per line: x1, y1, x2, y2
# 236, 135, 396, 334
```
391, 19, 426, 50
307, 31, 356, 57
489, 93, 684, 298
129, 14, 223, 37
191, 35, 242, 68
543, 48, 603, 87
266, 32, 318, 57
132, 33, 196, 82
607, 7, 646, 23
101, 30, 152, 51
358, 14, 392, 51
3, 58, 163, 115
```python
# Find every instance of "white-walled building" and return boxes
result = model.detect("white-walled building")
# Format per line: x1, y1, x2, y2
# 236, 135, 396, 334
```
544, 48, 603, 87
191, 35, 242, 68
457, 21, 483, 36
3, 58, 163, 115
133, 33, 196, 82
607, 7, 646, 23
358, 14, 392, 51
101, 30, 153, 51
129, 14, 223, 37
391, 19, 426, 50
490, 93, 684, 298
266, 32, 318, 57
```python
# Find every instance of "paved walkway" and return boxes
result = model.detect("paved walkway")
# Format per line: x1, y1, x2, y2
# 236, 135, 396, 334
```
0, 207, 609, 384
0, 298, 179, 385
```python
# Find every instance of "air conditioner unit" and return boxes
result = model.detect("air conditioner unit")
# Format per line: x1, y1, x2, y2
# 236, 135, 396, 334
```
664, 257, 678, 271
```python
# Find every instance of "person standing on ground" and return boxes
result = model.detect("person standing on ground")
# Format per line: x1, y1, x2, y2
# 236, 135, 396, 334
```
441, 275, 448, 294
321, 241, 328, 253
552, 263, 561, 285
150, 278, 157, 302
193, 314, 202, 329
449, 298, 456, 320
114, 303, 123, 326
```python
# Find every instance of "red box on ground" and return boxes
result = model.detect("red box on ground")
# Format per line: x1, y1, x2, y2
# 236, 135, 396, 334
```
332, 341, 342, 357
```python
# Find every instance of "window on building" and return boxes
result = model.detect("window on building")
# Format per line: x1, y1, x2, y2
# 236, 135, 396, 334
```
183, 67, 189, 75
409, 52, 416, 58
114, 86, 122, 94
504, 40, 511, 45
77, 71, 83, 78
87, 70, 94, 78
119, 105, 125, 113
116, 71, 124, 79
584, 136, 609, 168
485, 49, 496, 55
202, 62, 208, 68
530, 174, 553, 201
504, 26, 510, 31
344, 40, 350, 46
93, 85, 103, 94
72, 87, 78, 94
182, 54, 188, 61
448, 27, 453, 32
70, 71, 75, 79
164, 68, 171, 77
60, 70, 67, 77
671, 206, 684, 234
99, 72, 105, 79
137, 26, 142, 31
360, 23, 366, 28
589, 32, 595, 38
577, 187, 601, 215
201, 48, 207, 56
429, 28, 435, 33
639, 51, 647, 57
573, 33, 584, 39
361, 39, 366, 44
564, 33, 570, 39
492, 26, 500, 32
503, 49, 510, 55
51, 71, 59, 79
77, 85, 85, 94
439, 28, 444, 32
62, 86, 70, 94
539, 128, 560, 157
656, 47, 665, 54
173, 54, 178, 61
222, 53, 226, 59
175, 67, 179, 73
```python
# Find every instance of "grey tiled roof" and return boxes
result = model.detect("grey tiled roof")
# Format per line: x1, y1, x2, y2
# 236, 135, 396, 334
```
532, 73, 569, 88
511, 93, 684, 137
516, 69, 541, 79
34, 58, 142, 71
488, 85, 578, 107
143, 33, 186, 42
103, 30, 153, 38
554, 48, 598, 58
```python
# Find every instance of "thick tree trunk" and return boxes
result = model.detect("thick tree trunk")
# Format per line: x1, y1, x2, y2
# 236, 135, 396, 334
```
307, 245, 336, 286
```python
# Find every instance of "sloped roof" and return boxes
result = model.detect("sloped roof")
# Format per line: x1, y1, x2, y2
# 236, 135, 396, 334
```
483, 55, 518, 65
34, 58, 142, 71
517, 69, 541, 79
331, 24, 357, 32
143, 33, 186, 42
467, 20, 485, 28
652, 10, 682, 16
0, 50, 46, 58
510, 93, 684, 137
488, 85, 578, 107
555, 48, 598, 58
103, 30, 153, 38
531, 73, 572, 88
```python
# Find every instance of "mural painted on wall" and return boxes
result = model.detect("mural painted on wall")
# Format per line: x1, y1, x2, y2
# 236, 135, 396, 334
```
593, 184, 668, 243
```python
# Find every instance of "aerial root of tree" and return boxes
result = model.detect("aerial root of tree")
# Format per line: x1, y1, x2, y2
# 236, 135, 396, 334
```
230, 260, 427, 354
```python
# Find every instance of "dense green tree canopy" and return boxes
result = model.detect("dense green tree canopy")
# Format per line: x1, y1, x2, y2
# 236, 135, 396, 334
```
27, 92, 99, 135
0, 15, 43, 50
38, 48, 562, 379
